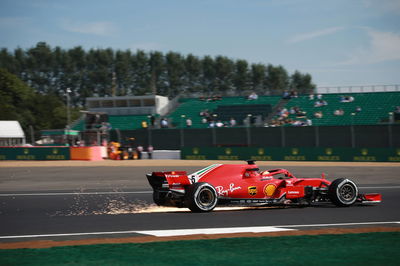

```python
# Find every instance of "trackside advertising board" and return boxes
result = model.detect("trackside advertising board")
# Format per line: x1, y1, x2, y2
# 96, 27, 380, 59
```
181, 147, 400, 162
0, 147, 70, 160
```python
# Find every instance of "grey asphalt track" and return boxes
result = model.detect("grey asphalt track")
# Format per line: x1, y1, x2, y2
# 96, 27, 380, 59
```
0, 163, 399, 242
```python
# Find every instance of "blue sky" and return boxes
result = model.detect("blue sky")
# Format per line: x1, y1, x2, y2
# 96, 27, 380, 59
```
0, 0, 399, 88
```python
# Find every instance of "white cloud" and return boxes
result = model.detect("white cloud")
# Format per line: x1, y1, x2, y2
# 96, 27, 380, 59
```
363, 0, 400, 15
288, 27, 344, 44
129, 42, 161, 51
340, 29, 400, 65
62, 20, 116, 36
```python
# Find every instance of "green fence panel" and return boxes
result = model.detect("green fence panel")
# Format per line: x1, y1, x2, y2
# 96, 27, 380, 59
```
0, 147, 70, 160
181, 147, 400, 162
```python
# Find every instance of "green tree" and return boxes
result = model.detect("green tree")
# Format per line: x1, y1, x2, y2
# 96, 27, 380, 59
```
264, 65, 289, 95
290, 70, 316, 94
233, 59, 249, 95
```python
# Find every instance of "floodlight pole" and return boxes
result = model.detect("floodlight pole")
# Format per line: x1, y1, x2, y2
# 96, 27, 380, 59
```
66, 88, 71, 145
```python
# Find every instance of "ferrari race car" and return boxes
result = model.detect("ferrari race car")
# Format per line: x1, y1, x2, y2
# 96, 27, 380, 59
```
146, 161, 381, 212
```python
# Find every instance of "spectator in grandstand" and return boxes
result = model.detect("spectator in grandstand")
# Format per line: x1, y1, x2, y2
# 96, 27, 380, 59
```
229, 117, 237, 127
216, 120, 224, 127
290, 90, 298, 98
201, 117, 207, 124
208, 121, 216, 128
339, 95, 354, 103
160, 118, 168, 128
314, 100, 328, 107
150, 115, 156, 127
306, 118, 312, 126
314, 111, 323, 118
141, 120, 148, 128
282, 90, 291, 99
309, 94, 315, 100
394, 106, 400, 114
317, 94, 323, 100
248, 92, 258, 100
355, 106, 362, 113
334, 109, 344, 116
147, 145, 153, 159
186, 118, 192, 128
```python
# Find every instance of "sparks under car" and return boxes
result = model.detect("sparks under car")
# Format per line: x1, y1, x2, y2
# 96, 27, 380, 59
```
146, 161, 381, 212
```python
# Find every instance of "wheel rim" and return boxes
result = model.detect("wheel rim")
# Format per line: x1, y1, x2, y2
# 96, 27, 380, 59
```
196, 188, 215, 208
339, 184, 355, 201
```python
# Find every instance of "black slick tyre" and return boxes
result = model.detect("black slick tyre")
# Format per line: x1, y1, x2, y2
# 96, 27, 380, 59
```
186, 182, 218, 212
328, 178, 358, 207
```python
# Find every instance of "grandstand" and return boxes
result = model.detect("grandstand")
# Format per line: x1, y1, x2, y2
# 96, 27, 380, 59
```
275, 92, 400, 126
168, 96, 282, 128
71, 92, 400, 131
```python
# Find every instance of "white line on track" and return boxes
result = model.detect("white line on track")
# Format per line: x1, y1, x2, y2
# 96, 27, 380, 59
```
0, 191, 152, 197
0, 221, 399, 239
359, 186, 400, 189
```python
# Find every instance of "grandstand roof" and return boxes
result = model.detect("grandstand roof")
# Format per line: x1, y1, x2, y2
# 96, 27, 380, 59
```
0, 121, 25, 138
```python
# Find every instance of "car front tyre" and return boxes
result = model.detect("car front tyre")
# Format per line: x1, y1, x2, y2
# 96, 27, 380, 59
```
328, 178, 358, 207
186, 182, 218, 212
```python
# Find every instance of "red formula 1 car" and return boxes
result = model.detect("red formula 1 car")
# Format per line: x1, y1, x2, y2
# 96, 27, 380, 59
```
146, 161, 381, 212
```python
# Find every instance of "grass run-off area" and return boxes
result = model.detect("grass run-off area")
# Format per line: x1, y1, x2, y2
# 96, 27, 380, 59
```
1, 232, 399, 265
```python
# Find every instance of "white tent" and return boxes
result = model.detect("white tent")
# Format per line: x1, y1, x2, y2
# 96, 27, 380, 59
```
0, 121, 26, 146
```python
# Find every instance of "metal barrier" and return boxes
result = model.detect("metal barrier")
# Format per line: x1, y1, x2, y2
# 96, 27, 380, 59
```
110, 124, 399, 150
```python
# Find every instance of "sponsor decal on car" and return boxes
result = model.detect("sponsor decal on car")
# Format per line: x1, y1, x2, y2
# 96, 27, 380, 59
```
264, 184, 276, 197
248, 186, 257, 196
215, 183, 241, 196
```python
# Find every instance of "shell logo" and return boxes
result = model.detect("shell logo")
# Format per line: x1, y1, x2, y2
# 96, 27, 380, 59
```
23, 149, 29, 154
291, 148, 299, 155
193, 148, 199, 155
325, 148, 333, 155
258, 148, 264, 155
225, 148, 232, 155
264, 184, 276, 197
361, 149, 368, 156
52, 148, 59, 154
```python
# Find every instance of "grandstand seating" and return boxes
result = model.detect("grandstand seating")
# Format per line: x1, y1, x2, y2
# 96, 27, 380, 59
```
277, 92, 400, 126
71, 92, 399, 130
168, 96, 281, 128
72, 115, 151, 131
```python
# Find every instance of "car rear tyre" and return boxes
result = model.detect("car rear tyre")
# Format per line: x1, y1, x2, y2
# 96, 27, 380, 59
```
328, 178, 358, 207
186, 182, 218, 212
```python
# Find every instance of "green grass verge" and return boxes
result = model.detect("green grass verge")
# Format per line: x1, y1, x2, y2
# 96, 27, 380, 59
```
1, 232, 399, 266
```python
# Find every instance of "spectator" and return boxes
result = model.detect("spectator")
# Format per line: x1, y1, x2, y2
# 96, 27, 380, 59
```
216, 120, 224, 127
229, 117, 237, 127
150, 115, 155, 127
248, 92, 258, 100
317, 94, 323, 100
201, 117, 207, 124
160, 118, 168, 128
282, 90, 291, 99
147, 145, 153, 159
334, 109, 344, 116
355, 106, 362, 113
394, 106, 400, 114
186, 118, 192, 128
141, 120, 148, 128
290, 90, 298, 98
314, 111, 323, 118
136, 145, 144, 159
208, 121, 216, 128
309, 94, 315, 100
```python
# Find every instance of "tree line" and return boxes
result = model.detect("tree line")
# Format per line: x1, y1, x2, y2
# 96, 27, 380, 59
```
0, 42, 316, 107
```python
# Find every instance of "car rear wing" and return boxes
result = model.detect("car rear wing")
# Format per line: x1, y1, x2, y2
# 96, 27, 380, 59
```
147, 171, 191, 191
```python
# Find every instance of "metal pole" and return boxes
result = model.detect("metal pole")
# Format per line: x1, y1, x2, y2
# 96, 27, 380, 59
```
29, 125, 34, 145
351, 113, 355, 148
66, 88, 71, 145
180, 115, 185, 148
246, 114, 252, 147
